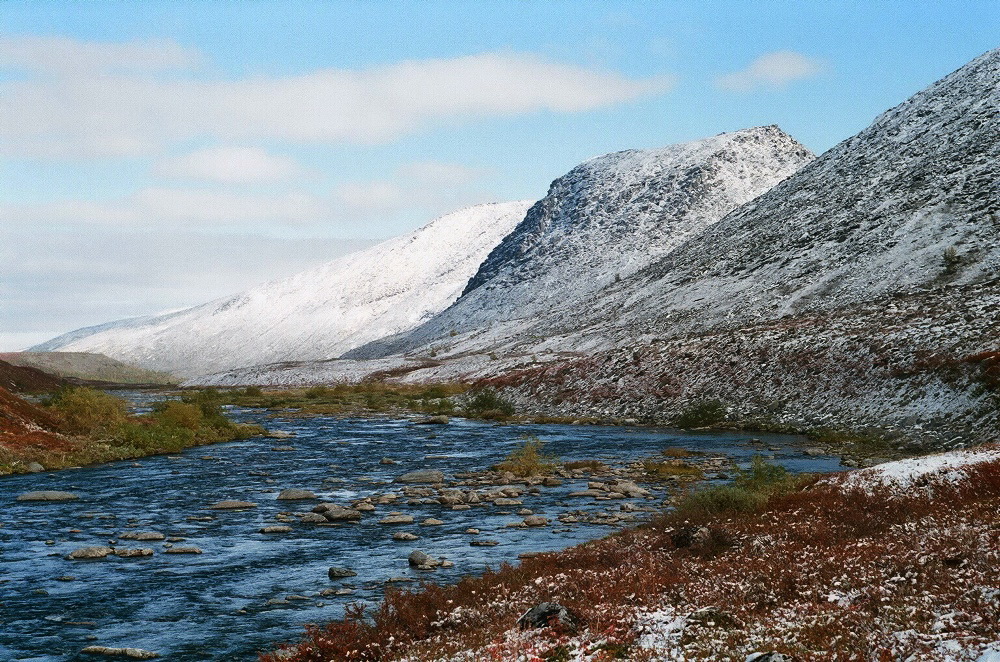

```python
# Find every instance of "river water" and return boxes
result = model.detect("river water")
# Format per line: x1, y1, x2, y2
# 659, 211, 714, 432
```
0, 399, 845, 661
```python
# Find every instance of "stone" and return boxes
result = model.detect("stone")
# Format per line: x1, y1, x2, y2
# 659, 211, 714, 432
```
115, 548, 154, 558
317, 505, 363, 522
407, 550, 440, 568
470, 540, 499, 547
379, 513, 414, 525
164, 546, 202, 554
523, 515, 549, 527
394, 469, 445, 484
80, 646, 159, 659
26, 462, 46, 473
266, 430, 295, 439
277, 489, 317, 500
746, 654, 799, 662
687, 606, 741, 629
271, 446, 296, 452
352, 502, 376, 512
207, 500, 256, 510
68, 546, 114, 560
493, 498, 522, 506
118, 531, 165, 541
803, 448, 825, 456
516, 602, 580, 633
452, 504, 471, 511
299, 513, 328, 524
542, 477, 563, 487
414, 415, 449, 425
260, 526, 292, 534
421, 518, 444, 526
17, 490, 78, 502
380, 457, 399, 465
328, 567, 357, 579
567, 490, 603, 498
392, 531, 419, 541
464, 528, 480, 534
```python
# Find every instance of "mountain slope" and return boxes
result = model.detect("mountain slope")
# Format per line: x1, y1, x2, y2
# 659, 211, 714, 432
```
347, 126, 813, 359
34, 202, 532, 377
0, 352, 174, 385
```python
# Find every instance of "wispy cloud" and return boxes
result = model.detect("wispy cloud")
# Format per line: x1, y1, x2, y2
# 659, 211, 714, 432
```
715, 51, 824, 92
0, 36, 675, 159
153, 147, 312, 184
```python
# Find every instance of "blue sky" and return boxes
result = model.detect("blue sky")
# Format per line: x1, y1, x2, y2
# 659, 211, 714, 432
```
1, 0, 997, 349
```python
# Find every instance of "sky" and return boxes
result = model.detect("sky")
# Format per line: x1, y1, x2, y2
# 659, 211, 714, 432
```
1, 0, 998, 351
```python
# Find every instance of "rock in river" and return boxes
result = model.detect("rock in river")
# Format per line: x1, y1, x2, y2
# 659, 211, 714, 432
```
314, 504, 363, 521
115, 548, 154, 558
260, 526, 292, 534
328, 567, 357, 579
118, 531, 165, 541
276, 489, 317, 500
164, 546, 202, 554
394, 469, 445, 484
68, 546, 114, 560
407, 550, 440, 568
379, 513, 414, 525
523, 515, 550, 527
207, 500, 257, 510
17, 490, 78, 502
80, 645, 159, 659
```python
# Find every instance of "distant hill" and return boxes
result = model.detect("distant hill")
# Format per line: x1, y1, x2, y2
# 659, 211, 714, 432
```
0, 359, 65, 394
0, 352, 176, 385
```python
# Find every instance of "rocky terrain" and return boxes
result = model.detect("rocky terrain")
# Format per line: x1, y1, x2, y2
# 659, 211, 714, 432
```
192, 49, 999, 450
347, 126, 812, 359
32, 202, 532, 377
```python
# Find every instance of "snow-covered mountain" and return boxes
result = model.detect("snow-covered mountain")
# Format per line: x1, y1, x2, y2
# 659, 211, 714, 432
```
346, 126, 813, 359
34, 202, 532, 377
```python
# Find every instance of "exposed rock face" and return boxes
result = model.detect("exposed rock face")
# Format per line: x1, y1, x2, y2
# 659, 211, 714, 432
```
35, 202, 532, 377
348, 126, 813, 360
517, 602, 580, 633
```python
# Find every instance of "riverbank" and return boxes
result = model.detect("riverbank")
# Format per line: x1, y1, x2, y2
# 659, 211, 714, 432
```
264, 445, 1000, 661
0, 386, 263, 475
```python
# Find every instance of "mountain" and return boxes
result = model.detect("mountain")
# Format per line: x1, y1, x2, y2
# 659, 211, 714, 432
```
33, 202, 532, 377
472, 48, 1000, 447
0, 359, 65, 394
346, 126, 813, 359
0, 352, 175, 386
194, 49, 1000, 449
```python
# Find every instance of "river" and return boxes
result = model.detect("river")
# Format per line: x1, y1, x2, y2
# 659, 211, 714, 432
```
0, 397, 845, 661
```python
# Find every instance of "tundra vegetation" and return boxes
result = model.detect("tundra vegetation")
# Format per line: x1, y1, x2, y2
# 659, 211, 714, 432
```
263, 454, 1000, 661
0, 386, 262, 474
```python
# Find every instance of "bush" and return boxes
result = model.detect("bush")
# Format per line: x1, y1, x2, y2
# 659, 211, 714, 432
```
304, 385, 330, 399
464, 389, 515, 419
673, 399, 726, 428
47, 386, 128, 434
153, 401, 204, 431
643, 459, 704, 480
494, 437, 558, 477
675, 456, 809, 519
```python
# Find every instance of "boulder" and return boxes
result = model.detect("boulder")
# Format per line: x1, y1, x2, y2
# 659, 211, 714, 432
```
68, 546, 114, 560
115, 548, 154, 558
380, 457, 399, 465
746, 654, 800, 662
299, 512, 328, 523
260, 526, 292, 534
407, 550, 440, 568
276, 489, 316, 500
17, 490, 78, 502
315, 505, 362, 521
118, 531, 165, 541
394, 469, 445, 484
25, 462, 46, 473
414, 415, 449, 425
207, 500, 256, 510
392, 531, 419, 541
164, 546, 202, 554
517, 602, 580, 633
523, 515, 549, 527
421, 518, 444, 526
328, 566, 357, 579
80, 646, 159, 659
379, 513, 414, 525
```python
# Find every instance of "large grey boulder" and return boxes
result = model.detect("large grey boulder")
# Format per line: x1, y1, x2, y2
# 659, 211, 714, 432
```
314, 504, 362, 521
17, 490, 78, 502
517, 602, 580, 633
68, 546, 114, 560
277, 488, 317, 500
80, 645, 159, 659
328, 566, 357, 579
394, 469, 445, 484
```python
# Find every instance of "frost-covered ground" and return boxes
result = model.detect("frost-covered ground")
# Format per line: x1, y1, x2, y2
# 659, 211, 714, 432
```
261, 446, 1000, 662
34, 201, 531, 377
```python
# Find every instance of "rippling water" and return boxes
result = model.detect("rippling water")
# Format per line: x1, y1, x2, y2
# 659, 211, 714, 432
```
0, 397, 844, 661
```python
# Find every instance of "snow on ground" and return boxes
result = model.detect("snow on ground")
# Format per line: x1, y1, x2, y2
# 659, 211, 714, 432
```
834, 445, 1000, 493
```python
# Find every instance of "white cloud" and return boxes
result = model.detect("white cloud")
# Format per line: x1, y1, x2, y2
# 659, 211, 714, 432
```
0, 37, 675, 158
0, 35, 202, 74
1, 188, 331, 227
715, 51, 824, 92
153, 147, 310, 183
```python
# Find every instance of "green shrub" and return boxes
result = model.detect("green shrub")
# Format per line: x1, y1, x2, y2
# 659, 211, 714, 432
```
673, 399, 726, 428
47, 386, 128, 434
153, 401, 204, 431
305, 385, 330, 399
464, 389, 515, 419
675, 456, 809, 519
643, 459, 704, 480
494, 437, 557, 477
